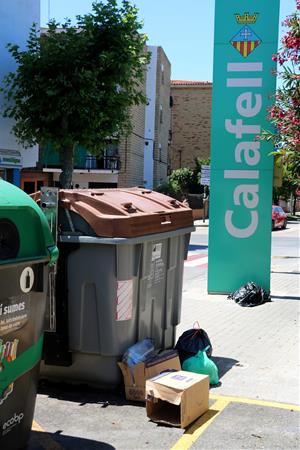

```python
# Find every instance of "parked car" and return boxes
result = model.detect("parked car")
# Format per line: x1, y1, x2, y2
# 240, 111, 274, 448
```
272, 205, 287, 230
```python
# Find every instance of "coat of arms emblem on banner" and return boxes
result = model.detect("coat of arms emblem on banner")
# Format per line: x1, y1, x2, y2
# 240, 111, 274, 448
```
231, 12, 261, 58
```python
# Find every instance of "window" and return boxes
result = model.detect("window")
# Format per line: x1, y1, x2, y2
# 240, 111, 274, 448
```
23, 181, 36, 194
22, 179, 44, 194
88, 182, 117, 188
103, 143, 119, 171
160, 105, 163, 124
161, 63, 164, 84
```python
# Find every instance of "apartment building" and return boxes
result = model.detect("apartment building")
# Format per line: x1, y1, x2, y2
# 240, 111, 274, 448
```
20, 46, 171, 192
143, 46, 171, 189
0, 0, 40, 187
169, 80, 212, 171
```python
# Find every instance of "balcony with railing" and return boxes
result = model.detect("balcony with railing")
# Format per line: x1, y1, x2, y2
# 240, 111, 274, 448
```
84, 154, 121, 171
41, 144, 121, 172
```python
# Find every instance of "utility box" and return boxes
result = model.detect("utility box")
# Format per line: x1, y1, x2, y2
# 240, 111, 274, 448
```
0, 179, 58, 450
36, 188, 194, 386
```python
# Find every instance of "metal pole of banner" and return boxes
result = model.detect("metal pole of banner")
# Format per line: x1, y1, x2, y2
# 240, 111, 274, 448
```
203, 186, 208, 223
203, 186, 209, 223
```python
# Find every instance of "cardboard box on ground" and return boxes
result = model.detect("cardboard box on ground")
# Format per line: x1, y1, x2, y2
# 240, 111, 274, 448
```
146, 370, 209, 428
118, 350, 181, 402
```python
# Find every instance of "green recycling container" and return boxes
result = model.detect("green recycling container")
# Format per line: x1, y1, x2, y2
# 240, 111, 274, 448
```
0, 179, 58, 450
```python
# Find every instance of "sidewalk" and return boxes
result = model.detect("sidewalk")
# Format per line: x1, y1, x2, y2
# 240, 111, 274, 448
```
194, 219, 210, 227
178, 223, 300, 405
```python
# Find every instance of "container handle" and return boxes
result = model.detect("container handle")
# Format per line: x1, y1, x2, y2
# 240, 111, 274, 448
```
160, 215, 171, 225
121, 202, 137, 213
169, 199, 180, 208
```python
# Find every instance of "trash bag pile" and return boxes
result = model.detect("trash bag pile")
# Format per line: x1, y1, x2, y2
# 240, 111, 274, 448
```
122, 338, 155, 367
175, 327, 219, 385
121, 326, 219, 386
175, 328, 212, 364
182, 346, 219, 386
227, 281, 271, 307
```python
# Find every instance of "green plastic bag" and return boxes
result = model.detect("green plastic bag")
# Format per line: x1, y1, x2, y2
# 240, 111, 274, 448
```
182, 346, 219, 385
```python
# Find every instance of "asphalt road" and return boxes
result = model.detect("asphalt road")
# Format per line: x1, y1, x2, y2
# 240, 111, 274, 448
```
189, 220, 299, 257
184, 220, 299, 283
271, 221, 299, 257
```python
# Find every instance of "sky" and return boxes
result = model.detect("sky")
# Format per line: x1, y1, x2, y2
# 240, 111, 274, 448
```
40, 0, 296, 81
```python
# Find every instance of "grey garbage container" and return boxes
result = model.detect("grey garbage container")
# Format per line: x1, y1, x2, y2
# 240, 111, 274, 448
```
40, 188, 194, 386
0, 179, 58, 450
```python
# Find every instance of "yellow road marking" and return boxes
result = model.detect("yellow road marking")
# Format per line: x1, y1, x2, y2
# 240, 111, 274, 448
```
31, 420, 63, 450
171, 394, 299, 450
170, 398, 230, 450
210, 394, 300, 411
32, 420, 45, 432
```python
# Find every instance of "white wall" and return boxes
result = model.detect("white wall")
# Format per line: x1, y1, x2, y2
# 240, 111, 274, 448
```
52, 171, 118, 188
143, 46, 157, 189
0, 0, 40, 168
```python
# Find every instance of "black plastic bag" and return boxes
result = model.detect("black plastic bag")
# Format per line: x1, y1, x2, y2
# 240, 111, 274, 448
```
175, 327, 212, 365
227, 281, 271, 307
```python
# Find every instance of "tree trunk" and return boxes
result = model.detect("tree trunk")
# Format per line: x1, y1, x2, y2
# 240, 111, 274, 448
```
59, 144, 75, 189
293, 194, 297, 216
289, 193, 294, 215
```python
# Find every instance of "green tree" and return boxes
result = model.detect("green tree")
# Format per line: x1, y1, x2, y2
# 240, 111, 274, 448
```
273, 153, 299, 214
169, 167, 194, 195
155, 168, 193, 200
261, 2, 300, 168
1, 0, 149, 188
156, 157, 211, 199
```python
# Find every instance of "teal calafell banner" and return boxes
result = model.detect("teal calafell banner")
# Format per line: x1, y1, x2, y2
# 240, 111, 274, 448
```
208, 1, 280, 293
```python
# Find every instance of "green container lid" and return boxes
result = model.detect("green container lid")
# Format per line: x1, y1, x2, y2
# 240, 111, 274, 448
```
0, 179, 58, 266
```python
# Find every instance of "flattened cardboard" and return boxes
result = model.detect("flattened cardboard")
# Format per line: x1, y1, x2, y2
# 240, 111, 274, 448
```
118, 350, 181, 402
146, 370, 209, 428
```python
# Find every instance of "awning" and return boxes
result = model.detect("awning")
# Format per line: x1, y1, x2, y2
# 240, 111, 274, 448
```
0, 149, 22, 169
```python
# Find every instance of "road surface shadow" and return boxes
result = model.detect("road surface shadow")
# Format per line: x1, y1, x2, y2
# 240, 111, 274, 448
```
38, 378, 141, 407
29, 430, 115, 450
188, 244, 208, 251
271, 271, 300, 275
210, 356, 239, 387
271, 294, 300, 301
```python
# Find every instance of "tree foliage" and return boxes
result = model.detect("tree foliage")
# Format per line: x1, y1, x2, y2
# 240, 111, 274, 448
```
156, 157, 210, 199
261, 1, 300, 164
261, 1, 300, 211
169, 167, 194, 194
273, 152, 299, 213
1, 0, 149, 187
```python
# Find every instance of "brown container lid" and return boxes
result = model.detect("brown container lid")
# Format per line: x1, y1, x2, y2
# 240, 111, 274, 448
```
59, 188, 193, 238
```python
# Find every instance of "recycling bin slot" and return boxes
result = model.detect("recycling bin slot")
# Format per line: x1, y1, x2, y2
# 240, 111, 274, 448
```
0, 219, 20, 260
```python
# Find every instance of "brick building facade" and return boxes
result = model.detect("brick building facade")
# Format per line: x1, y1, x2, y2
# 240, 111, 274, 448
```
119, 46, 171, 188
152, 47, 171, 187
118, 91, 146, 188
169, 81, 212, 171
119, 46, 171, 189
